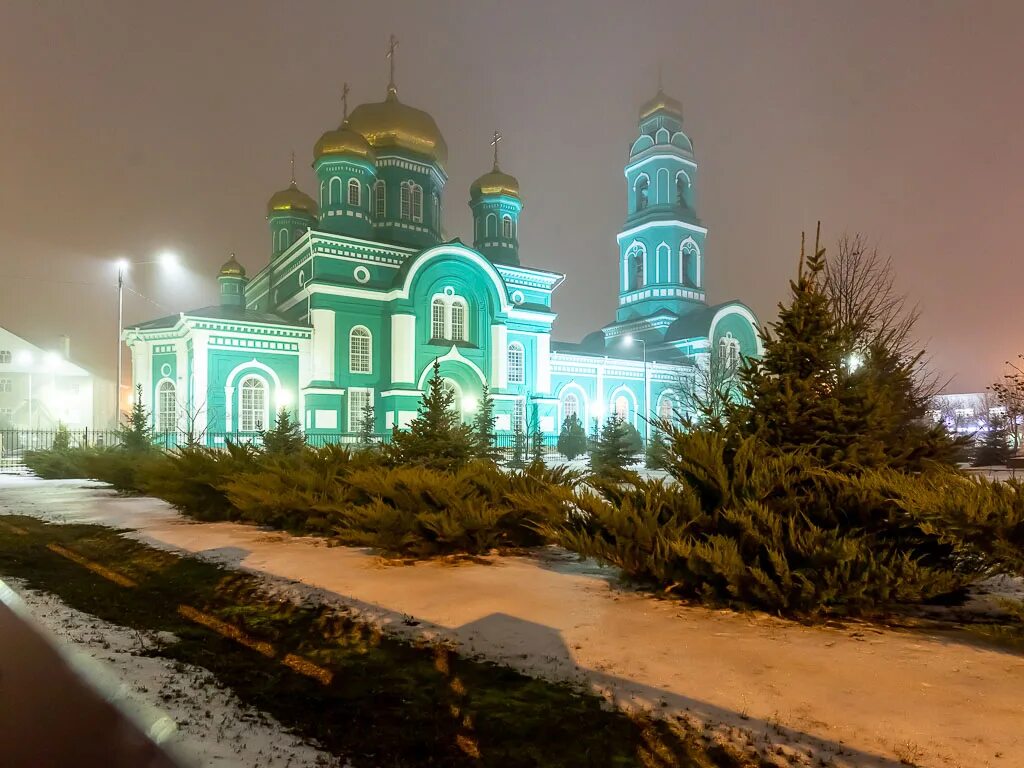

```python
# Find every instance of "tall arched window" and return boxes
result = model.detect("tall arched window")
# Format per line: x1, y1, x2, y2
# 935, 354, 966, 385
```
657, 168, 669, 204
348, 178, 361, 206
400, 183, 411, 219
681, 241, 700, 287
502, 215, 513, 239
676, 172, 690, 207
563, 392, 579, 421
657, 393, 675, 424
450, 300, 467, 342
350, 326, 371, 373
431, 298, 446, 339
614, 395, 630, 421
374, 181, 386, 218
718, 333, 740, 371
278, 228, 291, 251
329, 177, 343, 205
485, 213, 497, 238
411, 184, 423, 221
239, 377, 266, 433
628, 250, 645, 291
157, 381, 176, 433
507, 342, 525, 385
657, 243, 670, 283
634, 175, 649, 212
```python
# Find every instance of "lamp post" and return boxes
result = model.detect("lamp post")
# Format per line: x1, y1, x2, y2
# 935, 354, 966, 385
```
115, 252, 179, 422
623, 334, 648, 443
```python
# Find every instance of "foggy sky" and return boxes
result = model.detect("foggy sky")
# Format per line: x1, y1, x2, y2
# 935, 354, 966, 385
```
2, 0, 1023, 393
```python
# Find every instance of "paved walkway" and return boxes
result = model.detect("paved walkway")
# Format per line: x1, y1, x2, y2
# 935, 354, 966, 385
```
1, 475, 1021, 768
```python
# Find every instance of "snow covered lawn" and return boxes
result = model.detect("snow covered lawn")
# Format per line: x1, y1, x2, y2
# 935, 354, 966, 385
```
1, 474, 1023, 767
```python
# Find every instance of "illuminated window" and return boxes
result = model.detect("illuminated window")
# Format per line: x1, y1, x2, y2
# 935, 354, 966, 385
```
563, 392, 579, 421
350, 327, 371, 373
400, 183, 411, 219
157, 381, 176, 433
502, 215, 513, 239
508, 342, 525, 385
657, 393, 675, 423
431, 298, 446, 339
347, 178, 361, 206
614, 395, 629, 421
348, 389, 372, 433
513, 398, 526, 430
239, 377, 266, 432
374, 181, 386, 218
718, 333, 740, 370
450, 300, 466, 341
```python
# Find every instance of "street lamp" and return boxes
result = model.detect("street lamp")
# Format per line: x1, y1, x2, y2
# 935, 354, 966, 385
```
116, 253, 179, 421
622, 334, 648, 443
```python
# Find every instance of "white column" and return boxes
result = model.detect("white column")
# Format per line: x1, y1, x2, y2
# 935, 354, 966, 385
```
596, 360, 605, 424
297, 334, 313, 423
535, 333, 551, 394
191, 331, 209, 436
491, 323, 507, 388
311, 308, 335, 382
391, 314, 416, 384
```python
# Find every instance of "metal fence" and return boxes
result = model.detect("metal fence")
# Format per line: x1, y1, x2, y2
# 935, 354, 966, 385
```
0, 429, 122, 472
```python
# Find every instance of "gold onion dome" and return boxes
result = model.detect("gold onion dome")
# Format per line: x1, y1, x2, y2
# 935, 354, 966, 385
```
345, 86, 448, 168
313, 121, 376, 163
266, 182, 318, 218
219, 255, 246, 278
639, 89, 683, 121
471, 164, 520, 200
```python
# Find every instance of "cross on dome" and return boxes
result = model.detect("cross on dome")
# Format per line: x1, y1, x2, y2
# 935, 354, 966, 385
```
386, 34, 399, 91
491, 130, 502, 169
289, 150, 295, 185
340, 81, 350, 121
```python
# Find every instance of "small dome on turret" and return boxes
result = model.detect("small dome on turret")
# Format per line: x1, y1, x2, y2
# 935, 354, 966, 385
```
314, 121, 376, 163
219, 254, 246, 278
470, 166, 520, 201
266, 182, 318, 218
639, 89, 683, 122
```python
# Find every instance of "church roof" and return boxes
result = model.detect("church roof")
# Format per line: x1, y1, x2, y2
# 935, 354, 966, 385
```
127, 305, 309, 332
347, 85, 448, 168
267, 181, 318, 218
471, 164, 520, 200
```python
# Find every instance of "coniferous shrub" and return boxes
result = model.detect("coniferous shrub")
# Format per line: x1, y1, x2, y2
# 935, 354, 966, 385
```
52, 422, 71, 452
120, 385, 155, 454
471, 383, 499, 462
973, 417, 1012, 467
557, 413, 587, 461
589, 415, 641, 479
24, 446, 91, 479
260, 408, 304, 455
388, 359, 474, 470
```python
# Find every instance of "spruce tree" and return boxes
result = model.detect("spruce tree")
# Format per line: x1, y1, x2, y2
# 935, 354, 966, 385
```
973, 416, 1012, 467
528, 403, 546, 468
52, 421, 71, 452
557, 413, 587, 460
471, 382, 499, 461
590, 415, 640, 478
120, 384, 154, 453
356, 400, 376, 446
645, 426, 670, 470
261, 407, 304, 455
389, 359, 474, 470
509, 410, 527, 468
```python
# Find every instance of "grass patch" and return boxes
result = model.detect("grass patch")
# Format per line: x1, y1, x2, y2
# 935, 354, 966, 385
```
0, 515, 752, 768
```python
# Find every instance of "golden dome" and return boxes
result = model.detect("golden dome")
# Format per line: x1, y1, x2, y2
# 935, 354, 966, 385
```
313, 122, 376, 163
471, 165, 520, 200
219, 255, 246, 278
639, 89, 683, 121
266, 182, 318, 218
346, 86, 448, 168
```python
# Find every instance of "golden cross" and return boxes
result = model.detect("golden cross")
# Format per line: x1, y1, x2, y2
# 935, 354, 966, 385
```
386, 34, 399, 86
491, 130, 502, 168
341, 81, 349, 120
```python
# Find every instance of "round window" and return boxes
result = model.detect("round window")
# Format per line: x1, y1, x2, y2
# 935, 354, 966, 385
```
160, 363, 172, 377
353, 266, 370, 284
511, 290, 525, 305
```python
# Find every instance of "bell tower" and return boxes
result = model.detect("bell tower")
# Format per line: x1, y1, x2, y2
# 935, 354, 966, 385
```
470, 131, 522, 265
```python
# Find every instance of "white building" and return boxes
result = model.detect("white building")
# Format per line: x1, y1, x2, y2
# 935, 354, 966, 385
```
0, 326, 96, 430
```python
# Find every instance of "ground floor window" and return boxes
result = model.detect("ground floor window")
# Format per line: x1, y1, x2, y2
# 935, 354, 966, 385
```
157, 381, 176, 433
562, 392, 579, 422
348, 389, 372, 433
239, 377, 266, 432
614, 395, 630, 421
513, 398, 526, 431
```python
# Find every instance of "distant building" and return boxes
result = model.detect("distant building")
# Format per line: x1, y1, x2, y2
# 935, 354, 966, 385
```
0, 327, 96, 430
123, 52, 760, 442
931, 392, 1006, 435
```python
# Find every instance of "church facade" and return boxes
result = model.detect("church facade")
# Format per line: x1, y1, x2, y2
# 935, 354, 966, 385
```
123, 64, 761, 445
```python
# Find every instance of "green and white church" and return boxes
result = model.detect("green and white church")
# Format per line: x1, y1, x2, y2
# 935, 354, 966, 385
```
124, 59, 761, 444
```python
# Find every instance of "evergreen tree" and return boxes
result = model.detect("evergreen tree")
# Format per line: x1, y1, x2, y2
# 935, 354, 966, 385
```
973, 415, 1012, 467
557, 413, 588, 460
52, 421, 71, 452
509, 408, 527, 468
389, 359, 474, 470
261, 408, 304, 455
120, 384, 154, 453
590, 415, 640, 478
529, 403, 546, 468
471, 383, 499, 461
645, 426, 670, 470
356, 400, 376, 447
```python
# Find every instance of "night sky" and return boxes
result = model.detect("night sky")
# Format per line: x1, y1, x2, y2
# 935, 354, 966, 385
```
2, 1, 1022, 392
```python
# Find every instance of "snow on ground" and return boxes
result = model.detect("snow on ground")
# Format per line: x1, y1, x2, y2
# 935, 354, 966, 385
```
3, 577, 344, 768
2, 475, 1024, 768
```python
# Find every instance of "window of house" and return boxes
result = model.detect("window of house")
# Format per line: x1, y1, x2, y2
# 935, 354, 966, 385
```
431, 298, 446, 339
507, 343, 525, 385
718, 334, 740, 370
374, 181, 386, 218
0, 408, 12, 427
450, 300, 466, 342
563, 392, 579, 421
157, 381, 176, 433
513, 398, 526, 431
0, 351, 10, 364
502, 215, 513, 239
347, 178, 361, 206
400, 183, 411, 219
625, 243, 645, 292
635, 175, 649, 211
411, 184, 423, 222
239, 377, 266, 432
348, 389, 371, 433
350, 327, 371, 373
0, 379, 11, 393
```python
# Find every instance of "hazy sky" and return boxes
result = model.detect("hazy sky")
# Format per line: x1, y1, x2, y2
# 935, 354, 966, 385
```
2, 0, 1022, 392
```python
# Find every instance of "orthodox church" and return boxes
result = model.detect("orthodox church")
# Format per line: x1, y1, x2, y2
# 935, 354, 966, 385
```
123, 47, 761, 443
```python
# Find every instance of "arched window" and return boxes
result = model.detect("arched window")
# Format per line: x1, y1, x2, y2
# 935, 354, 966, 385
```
411, 184, 423, 221
329, 176, 343, 205
347, 178, 361, 206
628, 249, 645, 291
239, 377, 266, 433
676, 172, 690, 208
485, 213, 497, 238
431, 298, 446, 339
374, 181, 386, 218
319, 181, 326, 209
507, 342, 525, 385
563, 392, 579, 421
657, 393, 675, 424
657, 168, 669, 204
681, 240, 700, 287
450, 300, 467, 342
350, 327, 371, 373
157, 381, 176, 433
657, 243, 670, 283
400, 183, 411, 219
502, 215, 513, 239
348, 389, 372, 433
634, 175, 649, 212
278, 228, 291, 251
718, 333, 740, 371
614, 395, 630, 421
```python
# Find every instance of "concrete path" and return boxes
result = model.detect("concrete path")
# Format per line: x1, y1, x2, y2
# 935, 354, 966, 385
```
1, 475, 1021, 768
